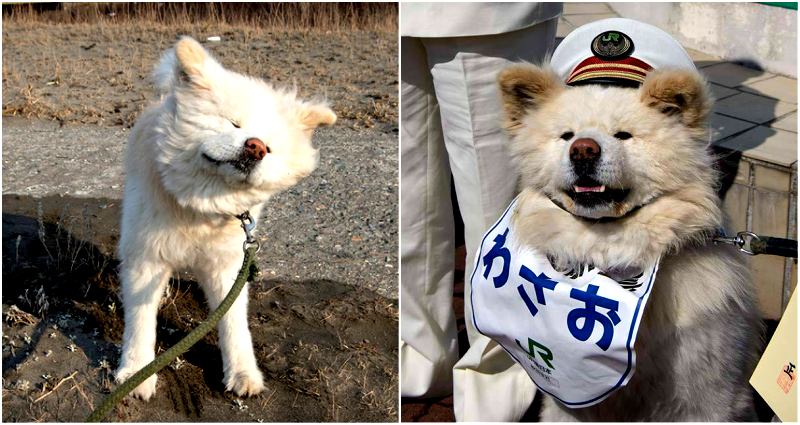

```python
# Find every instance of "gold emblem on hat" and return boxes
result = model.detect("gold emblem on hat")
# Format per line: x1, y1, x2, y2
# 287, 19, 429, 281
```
591, 31, 633, 60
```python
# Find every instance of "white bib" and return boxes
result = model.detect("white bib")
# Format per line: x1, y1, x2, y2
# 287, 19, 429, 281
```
470, 197, 659, 408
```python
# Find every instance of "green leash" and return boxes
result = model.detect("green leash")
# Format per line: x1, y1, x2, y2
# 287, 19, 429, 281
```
87, 228, 260, 421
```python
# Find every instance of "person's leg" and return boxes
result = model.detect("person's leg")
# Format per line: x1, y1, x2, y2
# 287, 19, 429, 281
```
423, 19, 558, 421
399, 36, 459, 398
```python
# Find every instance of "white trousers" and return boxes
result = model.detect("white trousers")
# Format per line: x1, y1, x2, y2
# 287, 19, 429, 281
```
400, 20, 558, 421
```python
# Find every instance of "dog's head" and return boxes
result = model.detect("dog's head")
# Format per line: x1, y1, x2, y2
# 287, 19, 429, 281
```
151, 36, 335, 215
499, 63, 715, 221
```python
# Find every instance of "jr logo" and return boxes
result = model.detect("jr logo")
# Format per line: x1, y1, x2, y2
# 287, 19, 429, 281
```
516, 337, 555, 369
602, 32, 620, 42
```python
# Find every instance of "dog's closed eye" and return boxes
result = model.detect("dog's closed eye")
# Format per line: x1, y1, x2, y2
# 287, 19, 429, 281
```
560, 131, 574, 140
229, 119, 241, 129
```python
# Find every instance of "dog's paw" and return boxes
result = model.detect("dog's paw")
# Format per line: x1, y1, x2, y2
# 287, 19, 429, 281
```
115, 367, 158, 401
224, 369, 265, 397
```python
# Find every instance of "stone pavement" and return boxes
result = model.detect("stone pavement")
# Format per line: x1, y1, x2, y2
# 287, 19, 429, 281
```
402, 3, 797, 422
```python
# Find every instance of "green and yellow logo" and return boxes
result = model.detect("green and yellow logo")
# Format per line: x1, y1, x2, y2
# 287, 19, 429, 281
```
516, 337, 555, 369
601, 32, 620, 43
591, 30, 633, 60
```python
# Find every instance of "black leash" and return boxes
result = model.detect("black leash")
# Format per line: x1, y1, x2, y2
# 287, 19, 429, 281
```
713, 230, 798, 258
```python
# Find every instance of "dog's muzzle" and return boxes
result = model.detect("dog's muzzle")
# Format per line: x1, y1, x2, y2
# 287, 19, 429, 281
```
203, 138, 270, 175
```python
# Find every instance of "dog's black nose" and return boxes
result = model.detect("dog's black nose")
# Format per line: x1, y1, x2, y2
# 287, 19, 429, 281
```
570, 138, 601, 162
244, 138, 269, 160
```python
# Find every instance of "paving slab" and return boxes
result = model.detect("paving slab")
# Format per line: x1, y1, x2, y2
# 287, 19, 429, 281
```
768, 111, 798, 133
686, 47, 720, 64
714, 126, 798, 167
714, 92, 798, 124
694, 59, 726, 69
564, 2, 613, 15
557, 19, 574, 38
709, 83, 742, 102
740, 75, 798, 104
564, 13, 619, 28
709, 113, 758, 142
701, 62, 776, 88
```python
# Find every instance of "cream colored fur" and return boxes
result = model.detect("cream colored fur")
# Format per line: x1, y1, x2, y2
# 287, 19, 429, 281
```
498, 63, 762, 421
116, 37, 335, 400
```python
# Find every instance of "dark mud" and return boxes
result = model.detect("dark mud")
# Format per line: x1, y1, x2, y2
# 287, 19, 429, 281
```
2, 194, 398, 422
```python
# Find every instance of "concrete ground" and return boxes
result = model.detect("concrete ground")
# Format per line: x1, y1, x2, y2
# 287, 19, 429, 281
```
401, 3, 796, 422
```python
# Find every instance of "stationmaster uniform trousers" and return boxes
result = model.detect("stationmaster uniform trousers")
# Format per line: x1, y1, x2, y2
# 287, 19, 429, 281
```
400, 19, 558, 421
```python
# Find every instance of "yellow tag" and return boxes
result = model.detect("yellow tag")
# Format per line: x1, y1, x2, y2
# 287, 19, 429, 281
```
750, 288, 798, 422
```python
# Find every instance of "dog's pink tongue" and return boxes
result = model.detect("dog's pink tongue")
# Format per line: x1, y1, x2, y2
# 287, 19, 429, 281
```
577, 186, 603, 193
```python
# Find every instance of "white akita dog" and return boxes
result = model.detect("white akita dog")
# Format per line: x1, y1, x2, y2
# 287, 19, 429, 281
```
495, 61, 761, 422
116, 36, 336, 400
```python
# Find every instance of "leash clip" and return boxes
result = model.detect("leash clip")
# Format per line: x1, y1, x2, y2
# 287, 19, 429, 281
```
713, 230, 760, 255
235, 210, 260, 253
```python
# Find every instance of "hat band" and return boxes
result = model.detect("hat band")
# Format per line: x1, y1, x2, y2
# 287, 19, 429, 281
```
566, 56, 652, 86
571, 70, 647, 84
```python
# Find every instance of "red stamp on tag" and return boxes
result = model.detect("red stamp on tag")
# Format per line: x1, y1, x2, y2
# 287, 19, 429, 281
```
777, 362, 796, 394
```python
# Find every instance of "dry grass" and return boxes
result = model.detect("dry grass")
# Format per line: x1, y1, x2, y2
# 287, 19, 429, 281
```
2, 2, 398, 32
287, 340, 398, 422
3, 305, 38, 327
2, 4, 398, 129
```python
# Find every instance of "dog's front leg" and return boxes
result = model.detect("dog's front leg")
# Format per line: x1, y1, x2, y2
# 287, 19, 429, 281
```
195, 252, 265, 397
116, 262, 170, 400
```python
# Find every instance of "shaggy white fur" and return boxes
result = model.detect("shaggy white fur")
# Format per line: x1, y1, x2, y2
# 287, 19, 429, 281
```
498, 63, 763, 421
116, 37, 335, 400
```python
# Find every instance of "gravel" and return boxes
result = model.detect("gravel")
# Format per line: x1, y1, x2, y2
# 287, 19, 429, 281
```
2, 117, 398, 298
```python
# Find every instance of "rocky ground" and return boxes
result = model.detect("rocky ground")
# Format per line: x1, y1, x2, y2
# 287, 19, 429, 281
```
2, 21, 398, 423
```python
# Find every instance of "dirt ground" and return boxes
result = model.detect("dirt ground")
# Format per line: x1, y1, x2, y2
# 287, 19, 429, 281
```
2, 22, 397, 131
2, 20, 398, 423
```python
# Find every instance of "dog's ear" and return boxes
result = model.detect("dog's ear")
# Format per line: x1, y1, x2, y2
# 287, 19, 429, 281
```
640, 69, 713, 129
498, 63, 564, 133
295, 103, 337, 133
153, 36, 217, 94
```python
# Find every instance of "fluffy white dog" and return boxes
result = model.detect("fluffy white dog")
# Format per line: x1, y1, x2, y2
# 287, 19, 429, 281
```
116, 36, 336, 400
496, 63, 761, 421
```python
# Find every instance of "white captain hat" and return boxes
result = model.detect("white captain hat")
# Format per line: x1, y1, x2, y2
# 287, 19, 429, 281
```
551, 18, 697, 87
